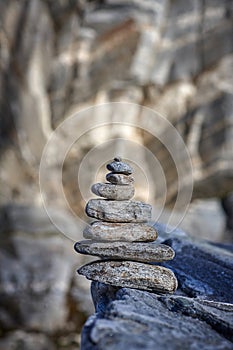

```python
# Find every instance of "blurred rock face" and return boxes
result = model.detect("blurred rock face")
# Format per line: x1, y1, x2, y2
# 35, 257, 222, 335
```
0, 205, 94, 349
0, 0, 233, 349
0, 0, 233, 205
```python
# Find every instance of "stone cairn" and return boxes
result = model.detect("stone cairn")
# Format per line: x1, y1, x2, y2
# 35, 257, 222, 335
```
75, 157, 178, 294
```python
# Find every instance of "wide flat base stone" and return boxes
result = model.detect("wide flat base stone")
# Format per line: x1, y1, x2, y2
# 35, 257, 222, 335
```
83, 221, 158, 241
78, 260, 178, 293
85, 199, 152, 222
75, 240, 175, 262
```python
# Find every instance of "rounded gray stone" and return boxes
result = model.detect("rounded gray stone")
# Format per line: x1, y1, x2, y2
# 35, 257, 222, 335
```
106, 160, 133, 175
83, 222, 158, 242
106, 173, 134, 185
78, 260, 178, 293
91, 183, 135, 200
75, 240, 175, 262
85, 199, 152, 222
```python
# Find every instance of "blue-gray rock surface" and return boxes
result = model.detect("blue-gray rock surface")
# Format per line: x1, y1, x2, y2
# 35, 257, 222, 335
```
81, 224, 233, 350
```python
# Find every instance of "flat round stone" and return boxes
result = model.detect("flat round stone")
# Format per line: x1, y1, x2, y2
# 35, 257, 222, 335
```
106, 173, 134, 185
78, 260, 178, 293
85, 199, 151, 222
75, 241, 175, 262
83, 222, 158, 242
106, 160, 133, 175
91, 183, 134, 200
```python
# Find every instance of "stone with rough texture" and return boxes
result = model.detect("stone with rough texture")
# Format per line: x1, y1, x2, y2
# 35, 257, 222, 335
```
83, 221, 158, 242
85, 199, 151, 222
106, 173, 134, 185
106, 160, 133, 175
81, 223, 233, 350
75, 240, 175, 262
78, 260, 178, 293
91, 183, 134, 200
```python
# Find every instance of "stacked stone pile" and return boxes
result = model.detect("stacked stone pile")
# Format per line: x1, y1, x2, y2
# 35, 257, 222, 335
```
75, 157, 178, 293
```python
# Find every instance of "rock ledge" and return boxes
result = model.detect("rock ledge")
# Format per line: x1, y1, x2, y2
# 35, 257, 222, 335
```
80, 224, 233, 350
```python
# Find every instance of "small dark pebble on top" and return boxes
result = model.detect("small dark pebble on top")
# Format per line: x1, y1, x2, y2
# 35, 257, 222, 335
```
114, 156, 122, 162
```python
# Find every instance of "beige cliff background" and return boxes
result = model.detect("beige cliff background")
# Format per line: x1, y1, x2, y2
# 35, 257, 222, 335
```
0, 1, 233, 349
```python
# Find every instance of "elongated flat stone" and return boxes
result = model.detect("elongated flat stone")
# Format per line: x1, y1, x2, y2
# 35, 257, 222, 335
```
78, 260, 178, 293
106, 160, 133, 175
85, 199, 151, 222
75, 241, 175, 262
106, 173, 134, 185
83, 222, 158, 241
91, 183, 134, 200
